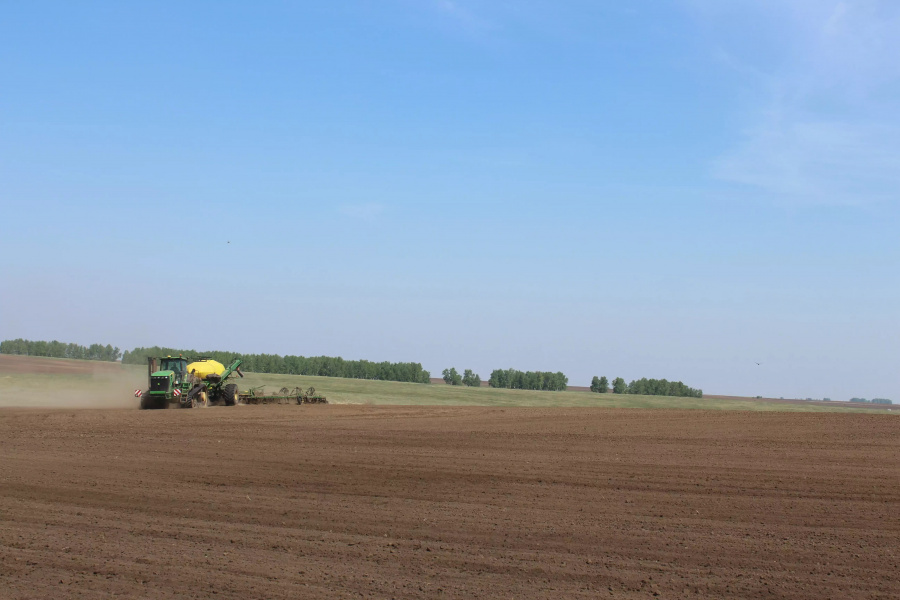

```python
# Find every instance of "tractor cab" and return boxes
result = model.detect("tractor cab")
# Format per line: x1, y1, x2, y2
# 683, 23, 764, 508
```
160, 357, 189, 385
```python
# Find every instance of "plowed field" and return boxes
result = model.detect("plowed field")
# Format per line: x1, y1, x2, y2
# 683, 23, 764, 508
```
1, 406, 898, 599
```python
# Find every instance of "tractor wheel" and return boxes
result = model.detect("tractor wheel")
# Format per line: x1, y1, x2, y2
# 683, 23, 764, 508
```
222, 383, 239, 406
139, 394, 149, 410
191, 390, 209, 409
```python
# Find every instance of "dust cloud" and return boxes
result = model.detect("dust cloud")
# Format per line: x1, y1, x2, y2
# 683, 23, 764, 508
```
0, 360, 146, 409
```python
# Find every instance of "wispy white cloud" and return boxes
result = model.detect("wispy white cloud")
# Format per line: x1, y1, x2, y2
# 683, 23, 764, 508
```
714, 120, 900, 206
340, 203, 385, 220
689, 0, 900, 205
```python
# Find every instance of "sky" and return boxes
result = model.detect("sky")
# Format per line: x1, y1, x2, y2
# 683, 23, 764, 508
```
1, 1, 898, 400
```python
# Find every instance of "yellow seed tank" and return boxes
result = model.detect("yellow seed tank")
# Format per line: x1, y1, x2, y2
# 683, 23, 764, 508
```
186, 359, 226, 380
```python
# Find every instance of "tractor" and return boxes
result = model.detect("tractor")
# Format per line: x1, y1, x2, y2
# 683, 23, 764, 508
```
137, 355, 244, 409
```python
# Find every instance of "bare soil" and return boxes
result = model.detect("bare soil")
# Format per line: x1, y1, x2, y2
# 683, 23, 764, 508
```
1, 406, 898, 599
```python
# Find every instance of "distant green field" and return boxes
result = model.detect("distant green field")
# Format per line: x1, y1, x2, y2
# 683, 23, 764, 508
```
235, 370, 892, 413
0, 358, 894, 413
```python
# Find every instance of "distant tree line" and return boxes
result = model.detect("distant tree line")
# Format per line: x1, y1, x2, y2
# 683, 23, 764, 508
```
0, 338, 121, 362
590, 375, 702, 398
442, 368, 481, 387
488, 368, 568, 391
627, 378, 702, 397
850, 397, 893, 405
121, 346, 430, 383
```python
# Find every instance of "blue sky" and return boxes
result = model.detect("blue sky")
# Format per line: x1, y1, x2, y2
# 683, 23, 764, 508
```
1, 1, 898, 400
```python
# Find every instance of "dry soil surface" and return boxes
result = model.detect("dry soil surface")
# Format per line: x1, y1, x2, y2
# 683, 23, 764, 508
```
1, 405, 898, 599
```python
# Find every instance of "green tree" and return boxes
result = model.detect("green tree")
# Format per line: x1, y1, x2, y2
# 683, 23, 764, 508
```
625, 377, 702, 398
1, 338, 123, 361
612, 377, 627, 394
121, 346, 430, 383
488, 368, 568, 391
442, 367, 462, 385
462, 369, 481, 387
590, 375, 609, 393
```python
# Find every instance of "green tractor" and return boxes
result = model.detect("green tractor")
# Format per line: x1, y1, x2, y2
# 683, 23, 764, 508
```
136, 355, 244, 410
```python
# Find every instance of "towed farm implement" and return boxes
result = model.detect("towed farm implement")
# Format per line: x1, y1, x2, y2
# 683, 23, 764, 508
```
135, 356, 326, 409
